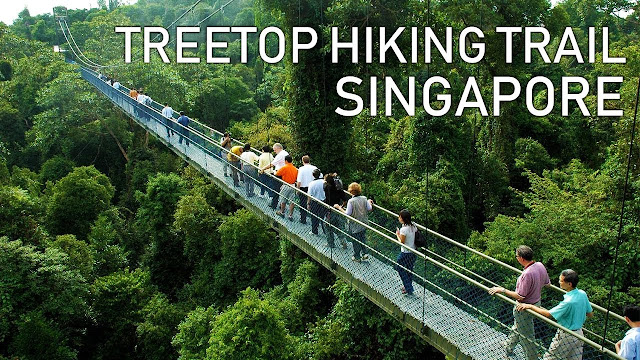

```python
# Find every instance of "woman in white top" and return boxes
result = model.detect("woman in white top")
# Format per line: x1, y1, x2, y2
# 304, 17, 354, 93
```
395, 209, 417, 295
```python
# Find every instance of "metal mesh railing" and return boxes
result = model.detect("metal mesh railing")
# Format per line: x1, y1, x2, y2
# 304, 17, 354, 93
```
365, 197, 629, 348
82, 67, 625, 360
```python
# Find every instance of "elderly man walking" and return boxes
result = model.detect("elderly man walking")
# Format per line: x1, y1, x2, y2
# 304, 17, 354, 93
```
261, 143, 288, 210
489, 245, 550, 360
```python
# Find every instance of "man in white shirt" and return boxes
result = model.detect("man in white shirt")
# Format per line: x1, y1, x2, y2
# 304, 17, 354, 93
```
112, 81, 121, 90
137, 91, 147, 104
267, 143, 288, 171
134, 91, 148, 121
261, 143, 288, 209
296, 155, 319, 224
162, 103, 174, 137
307, 169, 326, 235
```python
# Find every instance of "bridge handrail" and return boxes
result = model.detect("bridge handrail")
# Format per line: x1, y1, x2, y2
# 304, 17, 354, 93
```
83, 67, 626, 354
371, 202, 627, 324
426, 246, 625, 360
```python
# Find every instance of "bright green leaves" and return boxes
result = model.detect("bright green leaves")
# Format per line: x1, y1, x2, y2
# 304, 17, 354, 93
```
187, 77, 259, 130
206, 288, 295, 360
46, 166, 115, 239
173, 306, 217, 360
0, 237, 89, 354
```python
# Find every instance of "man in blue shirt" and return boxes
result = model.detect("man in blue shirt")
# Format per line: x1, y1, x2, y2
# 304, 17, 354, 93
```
177, 111, 190, 146
307, 169, 326, 236
617, 305, 640, 360
517, 269, 593, 360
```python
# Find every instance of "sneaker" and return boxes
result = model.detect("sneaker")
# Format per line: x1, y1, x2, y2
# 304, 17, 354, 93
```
288, 215, 294, 220
361, 254, 370, 260
276, 211, 285, 217
351, 256, 361, 262
500, 340, 515, 356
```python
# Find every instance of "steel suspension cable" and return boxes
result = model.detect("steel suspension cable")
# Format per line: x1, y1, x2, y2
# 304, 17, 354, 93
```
56, 0, 204, 69
61, 19, 104, 69
58, 21, 101, 69
196, 0, 236, 26
124, 0, 204, 64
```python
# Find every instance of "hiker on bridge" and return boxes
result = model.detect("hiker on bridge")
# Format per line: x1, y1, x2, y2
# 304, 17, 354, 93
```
161, 103, 174, 137
137, 91, 151, 106
307, 168, 326, 236
489, 245, 550, 360
516, 269, 593, 360
297, 155, 319, 225
257, 145, 274, 199
240, 143, 259, 197
227, 145, 244, 187
220, 132, 232, 177
275, 155, 298, 220
334, 182, 374, 262
177, 111, 190, 146
324, 173, 348, 249
395, 209, 417, 296
262, 143, 289, 210
617, 305, 640, 360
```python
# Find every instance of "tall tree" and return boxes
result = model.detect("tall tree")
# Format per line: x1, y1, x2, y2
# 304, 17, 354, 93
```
46, 166, 115, 239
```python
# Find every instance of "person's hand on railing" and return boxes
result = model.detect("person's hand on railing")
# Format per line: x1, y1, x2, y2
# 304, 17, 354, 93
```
488, 286, 504, 295
516, 302, 552, 319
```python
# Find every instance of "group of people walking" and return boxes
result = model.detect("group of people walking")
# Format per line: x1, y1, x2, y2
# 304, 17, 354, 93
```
97, 71, 193, 147
99, 69, 420, 298
97, 71, 639, 360
219, 139, 423, 298
223, 140, 379, 261
488, 245, 639, 360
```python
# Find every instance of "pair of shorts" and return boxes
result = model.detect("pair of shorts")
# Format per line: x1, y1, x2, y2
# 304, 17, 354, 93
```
279, 184, 296, 206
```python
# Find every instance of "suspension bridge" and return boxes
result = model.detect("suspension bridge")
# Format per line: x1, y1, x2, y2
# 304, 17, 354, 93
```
76, 66, 631, 360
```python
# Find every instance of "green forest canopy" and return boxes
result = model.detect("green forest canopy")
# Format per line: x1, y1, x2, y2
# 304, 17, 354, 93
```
0, 0, 638, 358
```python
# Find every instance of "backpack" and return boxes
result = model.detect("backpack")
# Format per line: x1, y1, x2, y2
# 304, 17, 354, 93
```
334, 176, 344, 192
414, 229, 427, 248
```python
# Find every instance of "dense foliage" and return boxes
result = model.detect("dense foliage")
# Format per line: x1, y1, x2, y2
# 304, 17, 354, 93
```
0, 0, 638, 358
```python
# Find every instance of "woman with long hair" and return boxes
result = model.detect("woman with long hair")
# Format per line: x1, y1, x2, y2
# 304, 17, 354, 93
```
396, 209, 417, 295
